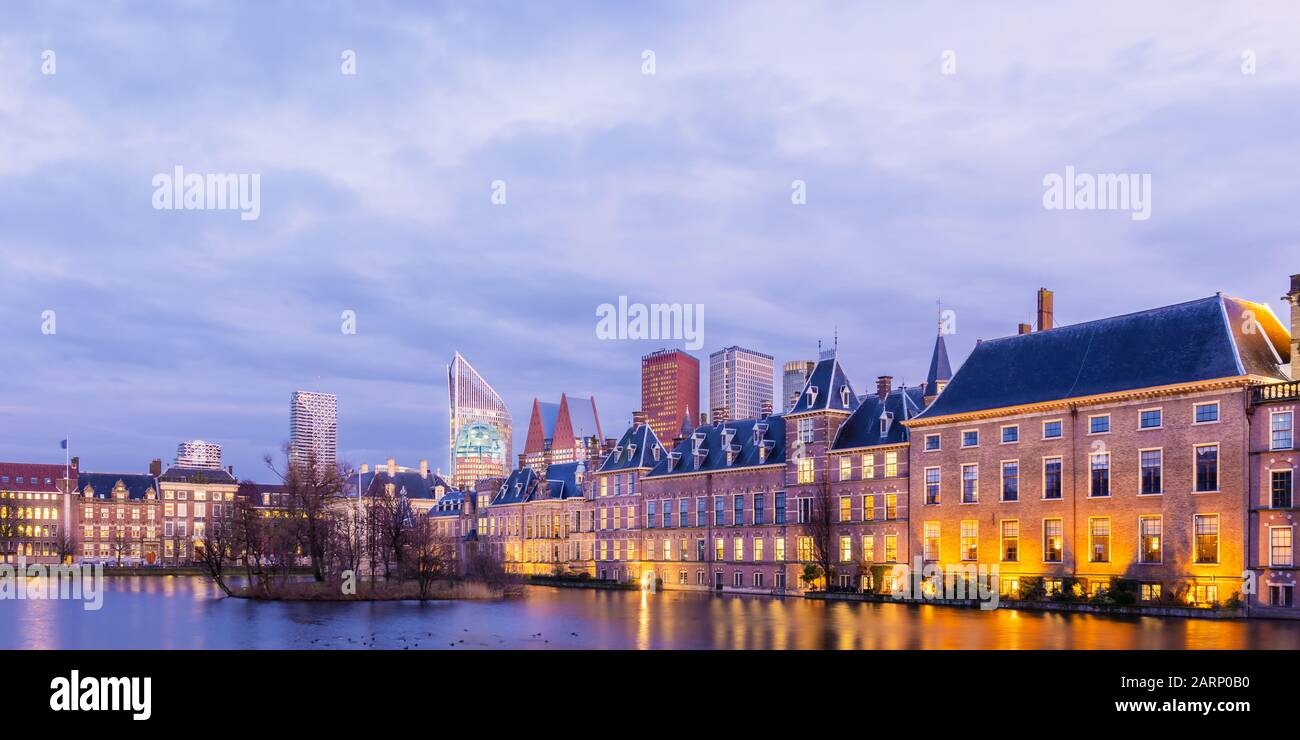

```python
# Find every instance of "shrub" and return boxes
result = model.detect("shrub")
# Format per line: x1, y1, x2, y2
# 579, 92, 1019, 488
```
1017, 576, 1045, 601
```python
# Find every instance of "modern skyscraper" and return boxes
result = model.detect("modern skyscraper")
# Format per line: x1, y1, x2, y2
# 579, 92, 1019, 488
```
289, 391, 337, 469
447, 352, 513, 488
709, 346, 774, 423
523, 394, 604, 472
782, 360, 816, 412
641, 349, 700, 444
175, 440, 222, 469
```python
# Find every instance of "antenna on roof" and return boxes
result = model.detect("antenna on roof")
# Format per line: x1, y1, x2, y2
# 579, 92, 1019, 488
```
936, 298, 943, 335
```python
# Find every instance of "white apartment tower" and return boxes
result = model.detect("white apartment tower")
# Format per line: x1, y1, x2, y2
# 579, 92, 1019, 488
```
175, 439, 222, 469
290, 391, 338, 468
708, 346, 775, 423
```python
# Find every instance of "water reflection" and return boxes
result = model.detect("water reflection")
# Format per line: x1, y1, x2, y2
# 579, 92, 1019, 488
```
1, 577, 1298, 649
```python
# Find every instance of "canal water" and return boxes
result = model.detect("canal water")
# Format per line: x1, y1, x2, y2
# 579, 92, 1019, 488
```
2, 576, 1298, 649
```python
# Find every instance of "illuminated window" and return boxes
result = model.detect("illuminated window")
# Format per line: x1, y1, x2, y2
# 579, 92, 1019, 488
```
884, 535, 897, 563
1194, 514, 1219, 564
753, 538, 764, 561
839, 496, 852, 523
885, 493, 897, 520
884, 451, 898, 478
863, 494, 875, 521
862, 454, 875, 479
1089, 517, 1110, 562
1043, 518, 1063, 562
662, 539, 671, 561
1270, 526, 1293, 567
839, 457, 852, 481
774, 537, 785, 561
960, 521, 978, 561
1140, 583, 1162, 601
1139, 516, 1162, 563
923, 522, 939, 562
731, 536, 742, 561
1001, 520, 1019, 561
1190, 584, 1219, 606
797, 536, 814, 562
715, 538, 725, 560
863, 534, 875, 562
797, 458, 814, 484
840, 535, 852, 562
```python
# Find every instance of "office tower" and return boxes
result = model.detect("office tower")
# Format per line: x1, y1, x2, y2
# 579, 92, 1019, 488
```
175, 440, 222, 469
447, 352, 513, 488
290, 391, 337, 469
523, 394, 604, 472
782, 360, 816, 412
641, 349, 700, 445
709, 346, 775, 423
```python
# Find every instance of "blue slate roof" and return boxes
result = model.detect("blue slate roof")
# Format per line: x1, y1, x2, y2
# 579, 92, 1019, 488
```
925, 334, 953, 391
648, 415, 786, 477
789, 356, 860, 414
363, 471, 442, 500
914, 295, 1291, 420
598, 422, 665, 472
78, 472, 157, 500
833, 387, 926, 450
158, 466, 237, 484
493, 467, 538, 505
428, 488, 465, 517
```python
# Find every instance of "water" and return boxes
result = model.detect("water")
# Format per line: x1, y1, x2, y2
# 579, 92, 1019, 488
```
2, 576, 1298, 649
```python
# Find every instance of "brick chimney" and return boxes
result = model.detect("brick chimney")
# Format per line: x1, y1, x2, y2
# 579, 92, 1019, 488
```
1037, 288, 1054, 331
876, 375, 893, 401
631, 410, 647, 427
1285, 274, 1300, 377
759, 399, 773, 419
149, 458, 162, 476
227, 464, 234, 477
1018, 323, 1032, 335
419, 459, 429, 479
518, 452, 528, 470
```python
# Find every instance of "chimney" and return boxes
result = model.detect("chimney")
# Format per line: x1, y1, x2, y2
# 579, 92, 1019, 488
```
70, 456, 79, 472
386, 457, 396, 477
711, 405, 729, 425
518, 453, 528, 470
759, 399, 773, 419
876, 375, 893, 401
1285, 274, 1300, 377
1018, 323, 1032, 335
1036, 288, 1054, 331
359, 463, 369, 474
149, 458, 162, 477
227, 464, 234, 477
419, 459, 429, 479
631, 410, 647, 427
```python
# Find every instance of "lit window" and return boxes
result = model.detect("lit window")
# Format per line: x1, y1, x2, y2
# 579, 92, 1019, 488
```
1001, 520, 1018, 561
1270, 527, 1293, 567
1139, 516, 1162, 563
1089, 517, 1110, 562
1194, 514, 1219, 564
1043, 518, 1063, 562
839, 457, 852, 481
884, 535, 897, 562
839, 496, 852, 523
959, 521, 978, 561
884, 451, 898, 477
797, 458, 815, 484
839, 535, 852, 562
923, 522, 940, 562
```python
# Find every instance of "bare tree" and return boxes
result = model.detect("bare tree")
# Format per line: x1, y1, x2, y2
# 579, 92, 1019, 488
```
373, 486, 414, 579
198, 516, 241, 597
264, 445, 347, 582
110, 526, 131, 567
405, 516, 455, 600
801, 470, 836, 591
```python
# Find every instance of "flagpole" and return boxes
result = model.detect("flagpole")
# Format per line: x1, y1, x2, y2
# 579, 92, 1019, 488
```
63, 436, 70, 563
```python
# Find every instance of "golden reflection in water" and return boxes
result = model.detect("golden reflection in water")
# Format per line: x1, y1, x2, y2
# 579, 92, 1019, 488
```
636, 590, 650, 650
18, 578, 58, 649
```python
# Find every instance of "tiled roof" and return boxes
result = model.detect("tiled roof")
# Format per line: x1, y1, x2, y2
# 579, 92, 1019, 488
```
540, 461, 587, 500
789, 356, 860, 414
492, 467, 537, 505
914, 295, 1291, 420
833, 387, 925, 450
648, 415, 786, 477
925, 333, 953, 391
158, 466, 237, 484
598, 422, 665, 472
0, 462, 67, 492
78, 472, 157, 500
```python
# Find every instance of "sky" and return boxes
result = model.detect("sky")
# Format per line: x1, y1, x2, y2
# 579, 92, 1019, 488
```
1, 1, 1297, 481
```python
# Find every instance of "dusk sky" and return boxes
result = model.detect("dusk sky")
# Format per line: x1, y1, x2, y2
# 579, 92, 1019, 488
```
2, 1, 1297, 481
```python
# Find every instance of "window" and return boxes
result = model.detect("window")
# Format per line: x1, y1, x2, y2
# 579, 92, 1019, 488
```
753, 538, 764, 561
862, 454, 875, 479
732, 537, 743, 561
1194, 514, 1219, 564
840, 535, 852, 562
885, 493, 898, 520
714, 496, 725, 526
797, 458, 815, 484
884, 451, 898, 478
1088, 415, 1110, 434
697, 497, 708, 526
1191, 584, 1219, 606
884, 535, 897, 562
798, 417, 814, 444
1269, 584, 1294, 607
924, 467, 940, 505
680, 499, 690, 527
1139, 408, 1162, 429
797, 536, 814, 561
753, 494, 765, 525
773, 492, 786, 525
696, 538, 705, 561
1001, 425, 1019, 443
1001, 461, 1019, 502
1140, 449, 1163, 495
1272, 411, 1294, 450
1270, 526, 1294, 567
774, 537, 785, 561
924, 434, 940, 451
923, 522, 940, 562
662, 499, 673, 528
663, 539, 672, 560
839, 496, 852, 523
1272, 470, 1294, 508
733, 495, 744, 526
753, 572, 764, 589
961, 430, 979, 448
1140, 583, 1162, 602
797, 497, 812, 524
1194, 402, 1220, 424
733, 571, 743, 587
839, 457, 852, 481
863, 495, 875, 521
1195, 444, 1219, 492
1139, 516, 1162, 563
959, 521, 978, 561
1043, 457, 1062, 499
646, 501, 656, 528
715, 538, 725, 560
1042, 420, 1063, 439
961, 464, 978, 504
1089, 517, 1110, 562
1001, 520, 1019, 561
1089, 452, 1110, 497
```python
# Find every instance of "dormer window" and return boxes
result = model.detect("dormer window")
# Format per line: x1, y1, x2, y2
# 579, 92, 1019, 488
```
652, 447, 661, 462
753, 422, 768, 445
879, 411, 894, 436
840, 385, 851, 407
627, 443, 637, 461
806, 386, 820, 406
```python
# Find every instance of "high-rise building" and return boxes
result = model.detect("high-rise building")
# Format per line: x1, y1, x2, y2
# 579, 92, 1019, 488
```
447, 352, 513, 489
289, 391, 337, 469
175, 440, 222, 470
709, 346, 774, 423
782, 360, 816, 412
641, 349, 700, 445
523, 394, 604, 472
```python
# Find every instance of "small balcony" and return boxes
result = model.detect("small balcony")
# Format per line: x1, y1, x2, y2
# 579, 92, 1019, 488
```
1252, 380, 1300, 406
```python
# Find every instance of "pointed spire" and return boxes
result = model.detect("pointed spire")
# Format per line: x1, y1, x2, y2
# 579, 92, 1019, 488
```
925, 332, 953, 401
679, 405, 694, 437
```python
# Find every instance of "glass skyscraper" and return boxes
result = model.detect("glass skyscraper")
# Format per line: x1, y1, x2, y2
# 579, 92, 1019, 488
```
447, 352, 513, 488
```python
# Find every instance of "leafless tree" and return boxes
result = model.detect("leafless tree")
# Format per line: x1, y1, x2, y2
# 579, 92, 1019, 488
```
405, 517, 455, 600
110, 526, 131, 567
801, 468, 837, 591
373, 486, 414, 579
198, 516, 241, 596
264, 445, 348, 582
